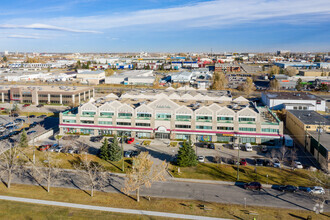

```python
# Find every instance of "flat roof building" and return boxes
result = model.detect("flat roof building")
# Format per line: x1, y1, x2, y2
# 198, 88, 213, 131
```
261, 92, 326, 111
286, 110, 330, 171
60, 93, 283, 146
76, 70, 105, 85
105, 70, 154, 85
0, 85, 94, 106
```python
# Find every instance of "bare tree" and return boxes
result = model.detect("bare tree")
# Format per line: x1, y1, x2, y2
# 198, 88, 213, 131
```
211, 72, 228, 90
278, 146, 289, 162
74, 153, 107, 197
0, 145, 22, 188
284, 66, 298, 76
309, 171, 330, 189
309, 171, 330, 210
242, 77, 255, 96
122, 152, 167, 202
30, 151, 61, 193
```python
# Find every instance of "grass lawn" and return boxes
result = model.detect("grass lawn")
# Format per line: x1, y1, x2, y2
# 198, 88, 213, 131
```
169, 163, 317, 187
0, 200, 150, 220
0, 183, 328, 220
21, 146, 132, 173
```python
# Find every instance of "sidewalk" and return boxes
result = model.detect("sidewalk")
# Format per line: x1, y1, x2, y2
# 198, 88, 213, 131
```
0, 195, 229, 220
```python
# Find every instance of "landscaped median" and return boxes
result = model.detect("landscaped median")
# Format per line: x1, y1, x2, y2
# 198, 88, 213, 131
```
168, 163, 317, 187
0, 183, 328, 220
21, 146, 132, 173
23, 146, 320, 187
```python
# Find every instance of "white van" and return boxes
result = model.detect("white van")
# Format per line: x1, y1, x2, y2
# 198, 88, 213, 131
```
245, 143, 253, 152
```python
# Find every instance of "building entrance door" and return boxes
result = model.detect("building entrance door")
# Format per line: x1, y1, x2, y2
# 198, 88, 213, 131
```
155, 133, 170, 139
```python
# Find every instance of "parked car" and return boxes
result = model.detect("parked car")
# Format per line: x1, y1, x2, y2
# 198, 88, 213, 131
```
261, 145, 268, 153
240, 159, 247, 166
294, 161, 303, 169
244, 182, 262, 190
90, 136, 103, 142
23, 104, 30, 107
5, 122, 14, 128
279, 185, 298, 193
263, 159, 272, 167
37, 115, 47, 118
68, 148, 75, 154
198, 156, 205, 163
131, 150, 139, 157
10, 113, 19, 117
27, 130, 36, 135
29, 122, 38, 128
14, 118, 25, 123
273, 158, 281, 168
54, 145, 63, 153
232, 144, 239, 150
39, 145, 51, 151
310, 186, 325, 195
37, 104, 44, 108
208, 143, 215, 149
124, 150, 132, 158
245, 143, 253, 152
255, 159, 264, 166
126, 138, 135, 144
29, 115, 36, 118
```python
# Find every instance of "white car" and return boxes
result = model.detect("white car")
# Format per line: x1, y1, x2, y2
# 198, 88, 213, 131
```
54, 145, 63, 153
294, 161, 303, 169
310, 186, 325, 195
232, 144, 239, 150
198, 156, 205, 163
245, 143, 253, 152
273, 158, 281, 168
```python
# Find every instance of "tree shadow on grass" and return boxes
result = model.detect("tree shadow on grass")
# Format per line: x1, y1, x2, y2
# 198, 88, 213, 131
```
288, 213, 307, 220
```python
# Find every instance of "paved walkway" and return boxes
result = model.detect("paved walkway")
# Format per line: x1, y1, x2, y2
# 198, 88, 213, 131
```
0, 195, 229, 220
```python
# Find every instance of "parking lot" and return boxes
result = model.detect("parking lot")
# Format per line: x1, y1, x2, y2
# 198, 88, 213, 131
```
33, 130, 316, 172
0, 103, 69, 114
0, 115, 58, 153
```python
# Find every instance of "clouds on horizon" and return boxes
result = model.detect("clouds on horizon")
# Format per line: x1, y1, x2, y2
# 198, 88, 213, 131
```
0, 0, 329, 51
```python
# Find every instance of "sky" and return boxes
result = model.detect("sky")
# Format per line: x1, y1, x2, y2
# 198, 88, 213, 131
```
0, 0, 329, 53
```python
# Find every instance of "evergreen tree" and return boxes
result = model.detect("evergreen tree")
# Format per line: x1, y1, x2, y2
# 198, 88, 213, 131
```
99, 138, 109, 160
177, 139, 197, 167
108, 135, 122, 161
19, 129, 28, 148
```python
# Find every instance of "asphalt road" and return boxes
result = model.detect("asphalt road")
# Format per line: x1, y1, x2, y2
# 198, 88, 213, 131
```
9, 169, 330, 213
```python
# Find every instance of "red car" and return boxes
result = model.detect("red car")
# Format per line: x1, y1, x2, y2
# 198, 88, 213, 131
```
23, 104, 30, 107
126, 138, 135, 144
0, 108, 5, 111
240, 159, 247, 166
39, 145, 51, 151
244, 182, 262, 190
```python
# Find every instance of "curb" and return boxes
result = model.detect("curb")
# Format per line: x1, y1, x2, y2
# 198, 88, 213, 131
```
169, 177, 273, 188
